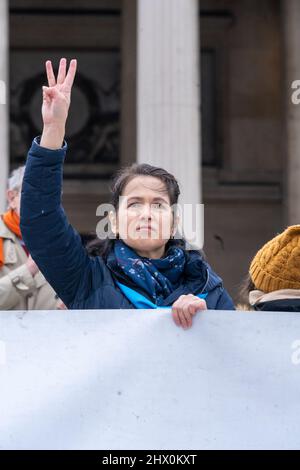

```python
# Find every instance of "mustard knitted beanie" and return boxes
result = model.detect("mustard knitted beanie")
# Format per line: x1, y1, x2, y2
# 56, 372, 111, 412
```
249, 225, 300, 293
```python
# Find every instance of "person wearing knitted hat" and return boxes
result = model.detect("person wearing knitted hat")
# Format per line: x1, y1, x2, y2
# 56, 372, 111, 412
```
241, 225, 300, 311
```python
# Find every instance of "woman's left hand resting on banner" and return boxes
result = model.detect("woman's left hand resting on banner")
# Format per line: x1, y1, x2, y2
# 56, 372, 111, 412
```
172, 294, 207, 330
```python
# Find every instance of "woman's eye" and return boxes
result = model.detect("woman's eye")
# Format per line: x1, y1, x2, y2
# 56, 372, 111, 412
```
153, 203, 168, 209
128, 202, 166, 209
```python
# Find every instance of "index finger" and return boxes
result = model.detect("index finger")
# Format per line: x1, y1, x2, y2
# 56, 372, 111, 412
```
64, 59, 77, 92
45, 60, 56, 87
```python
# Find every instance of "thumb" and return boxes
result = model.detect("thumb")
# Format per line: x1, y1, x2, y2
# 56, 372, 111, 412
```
42, 86, 51, 103
42, 85, 50, 95
42, 86, 59, 98
191, 299, 206, 312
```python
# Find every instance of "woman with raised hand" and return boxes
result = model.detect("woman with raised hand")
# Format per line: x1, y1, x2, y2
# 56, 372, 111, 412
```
20, 58, 234, 329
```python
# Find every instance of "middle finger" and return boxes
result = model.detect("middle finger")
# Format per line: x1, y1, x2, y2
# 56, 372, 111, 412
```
57, 57, 67, 85
180, 305, 192, 329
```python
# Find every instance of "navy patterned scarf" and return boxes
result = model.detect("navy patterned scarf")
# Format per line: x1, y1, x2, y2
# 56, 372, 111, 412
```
113, 239, 186, 305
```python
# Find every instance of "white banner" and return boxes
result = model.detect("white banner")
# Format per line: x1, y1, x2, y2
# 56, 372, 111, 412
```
0, 308, 300, 450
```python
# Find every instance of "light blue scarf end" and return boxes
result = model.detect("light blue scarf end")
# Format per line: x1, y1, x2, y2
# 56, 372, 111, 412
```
116, 281, 208, 310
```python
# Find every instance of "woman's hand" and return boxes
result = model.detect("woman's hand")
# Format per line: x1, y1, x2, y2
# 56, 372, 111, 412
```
26, 255, 39, 277
40, 57, 77, 150
171, 294, 207, 329
57, 300, 68, 310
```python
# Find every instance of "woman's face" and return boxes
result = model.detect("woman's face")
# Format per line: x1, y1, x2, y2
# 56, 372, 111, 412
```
109, 175, 176, 259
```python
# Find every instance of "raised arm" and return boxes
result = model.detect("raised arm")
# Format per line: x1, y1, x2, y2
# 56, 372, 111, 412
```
20, 58, 95, 307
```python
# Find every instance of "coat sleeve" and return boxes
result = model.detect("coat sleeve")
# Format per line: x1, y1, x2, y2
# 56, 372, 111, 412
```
0, 264, 37, 310
215, 287, 236, 311
20, 136, 100, 308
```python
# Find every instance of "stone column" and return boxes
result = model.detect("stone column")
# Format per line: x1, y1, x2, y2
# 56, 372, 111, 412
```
0, 0, 8, 213
121, 0, 137, 167
283, 0, 300, 224
136, 0, 202, 247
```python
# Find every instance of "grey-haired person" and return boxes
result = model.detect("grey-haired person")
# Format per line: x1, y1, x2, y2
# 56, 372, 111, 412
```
0, 166, 65, 310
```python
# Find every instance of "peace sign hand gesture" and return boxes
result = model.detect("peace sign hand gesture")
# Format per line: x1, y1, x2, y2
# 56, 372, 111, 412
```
40, 58, 77, 150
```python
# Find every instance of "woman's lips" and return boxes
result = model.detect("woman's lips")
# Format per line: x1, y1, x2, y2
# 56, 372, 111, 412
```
137, 226, 153, 231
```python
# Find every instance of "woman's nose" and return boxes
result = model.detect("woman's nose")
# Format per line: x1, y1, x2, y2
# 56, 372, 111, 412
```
139, 204, 153, 218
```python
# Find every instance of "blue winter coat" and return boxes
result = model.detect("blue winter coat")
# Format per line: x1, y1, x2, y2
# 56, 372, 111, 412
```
20, 137, 235, 311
